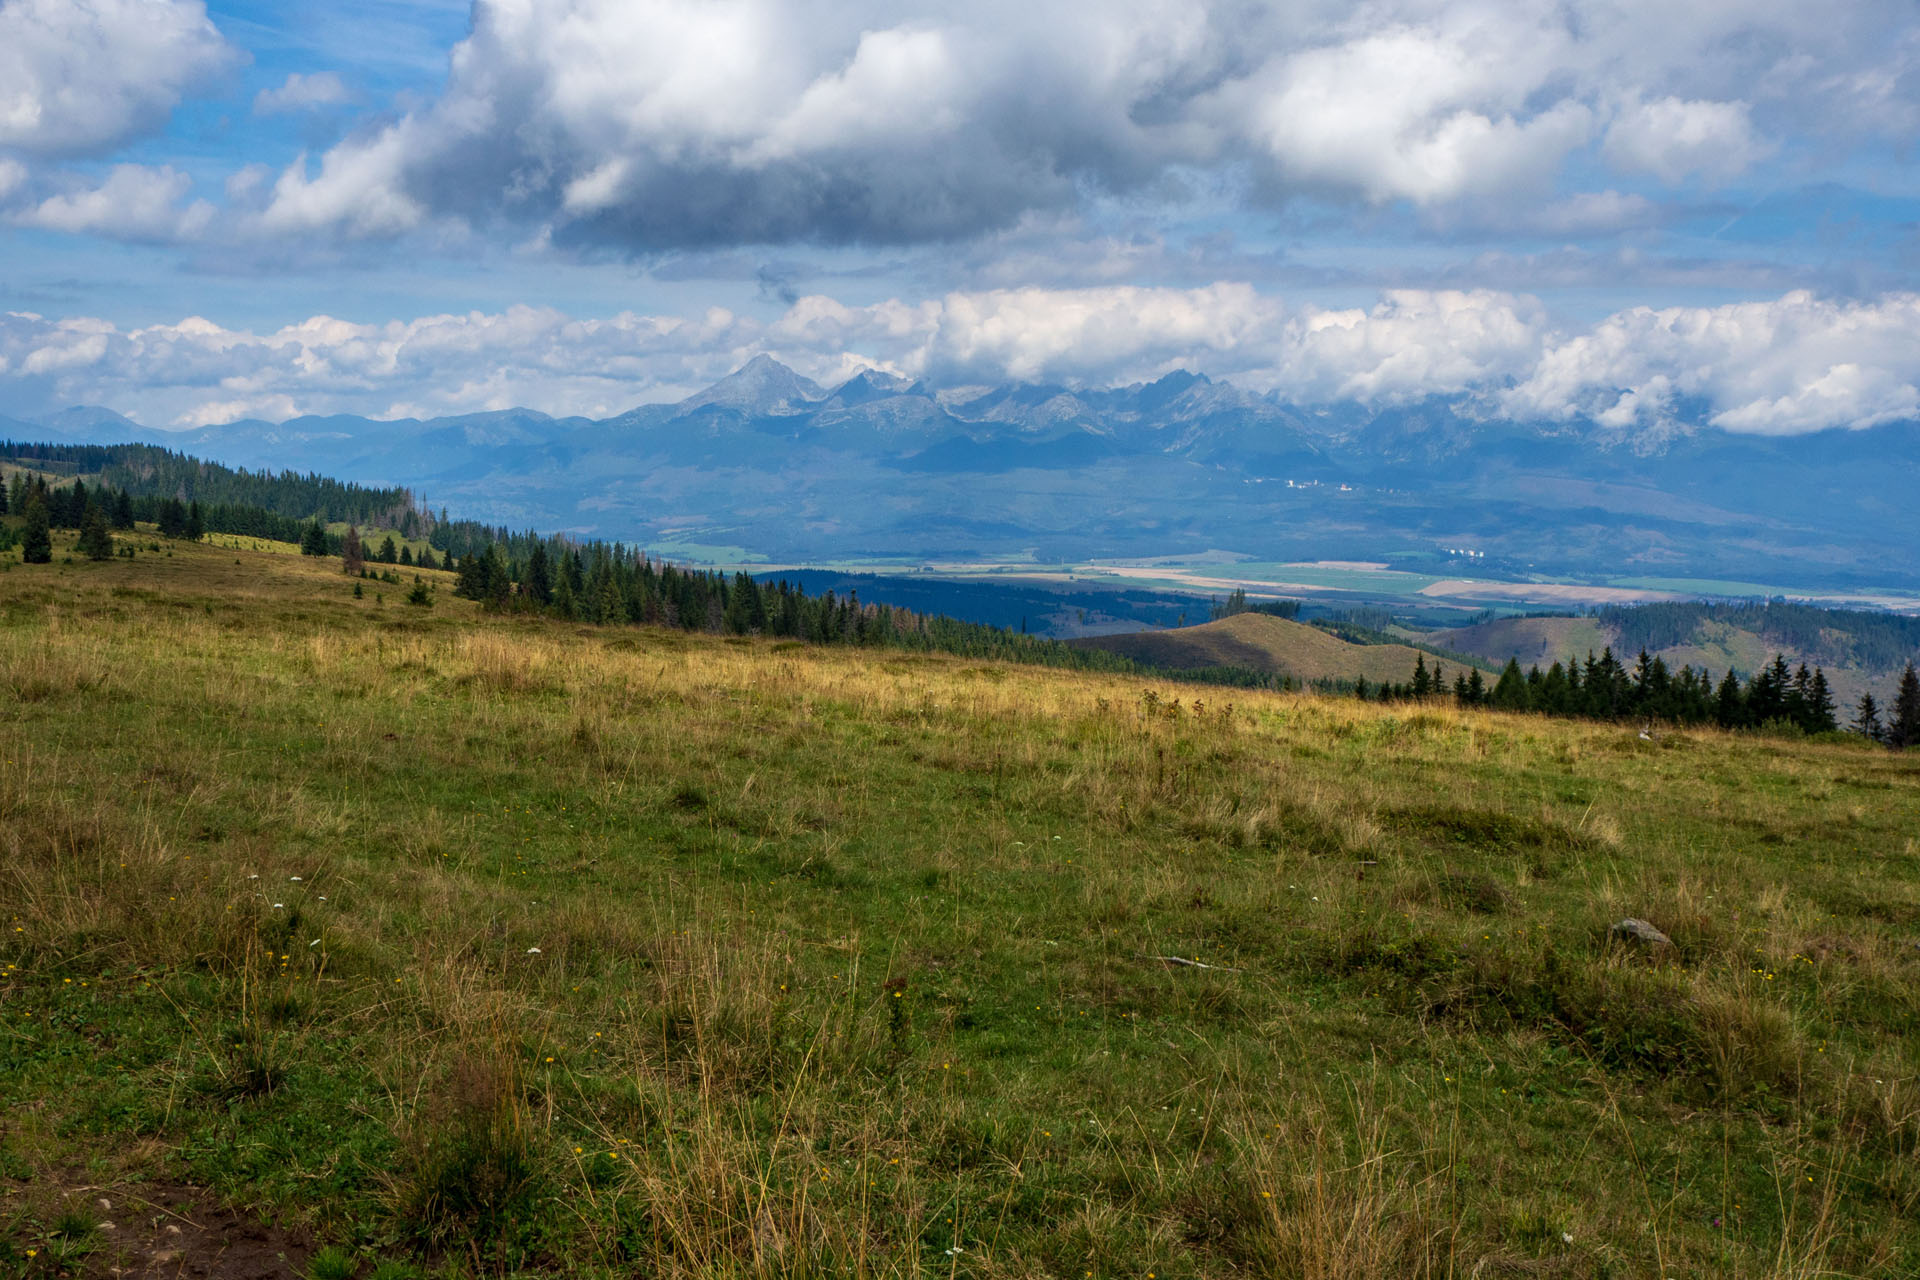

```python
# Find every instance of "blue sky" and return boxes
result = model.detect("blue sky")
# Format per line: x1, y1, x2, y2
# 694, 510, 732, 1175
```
2, 0, 1918, 432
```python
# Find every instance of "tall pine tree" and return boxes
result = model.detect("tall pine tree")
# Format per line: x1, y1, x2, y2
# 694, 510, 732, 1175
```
21, 490, 53, 563
1891, 662, 1920, 750
524, 542, 553, 606
1806, 669, 1837, 734
77, 500, 114, 561
1852, 692, 1883, 743
1491, 658, 1531, 710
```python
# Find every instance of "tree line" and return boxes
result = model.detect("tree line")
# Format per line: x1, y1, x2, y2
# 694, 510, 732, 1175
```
2, 468, 333, 546
444, 537, 1148, 673
2, 474, 137, 562
1353, 647, 1920, 747
1209, 588, 1301, 621
0, 442, 421, 533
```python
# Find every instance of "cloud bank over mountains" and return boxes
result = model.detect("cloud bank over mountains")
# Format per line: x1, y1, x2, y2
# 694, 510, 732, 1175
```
6, 287, 1917, 438
0, 0, 1915, 442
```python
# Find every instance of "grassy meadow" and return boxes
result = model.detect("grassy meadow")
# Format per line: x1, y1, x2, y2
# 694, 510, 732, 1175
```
2, 528, 1918, 1278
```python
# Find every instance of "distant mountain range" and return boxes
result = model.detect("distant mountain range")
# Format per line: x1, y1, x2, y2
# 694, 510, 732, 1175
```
6, 356, 1918, 590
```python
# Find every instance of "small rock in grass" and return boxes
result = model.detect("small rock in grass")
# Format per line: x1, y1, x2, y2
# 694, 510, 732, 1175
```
1610, 917, 1673, 948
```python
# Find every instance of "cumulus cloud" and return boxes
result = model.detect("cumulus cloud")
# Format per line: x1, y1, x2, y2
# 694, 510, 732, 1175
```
896, 284, 1278, 386
240, 0, 1919, 250
770, 285, 1545, 398
1271, 291, 1545, 402
254, 72, 353, 116
1221, 20, 1595, 205
1505, 291, 1920, 434
0, 303, 766, 426
1602, 97, 1766, 184
11, 164, 215, 241
0, 0, 235, 155
6, 286, 1914, 435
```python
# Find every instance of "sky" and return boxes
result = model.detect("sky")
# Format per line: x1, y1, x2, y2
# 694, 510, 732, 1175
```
1, 0, 1918, 434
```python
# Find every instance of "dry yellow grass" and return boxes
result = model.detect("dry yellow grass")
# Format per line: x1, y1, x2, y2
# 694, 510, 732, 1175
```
1074, 611, 1456, 683
1, 531, 1916, 1277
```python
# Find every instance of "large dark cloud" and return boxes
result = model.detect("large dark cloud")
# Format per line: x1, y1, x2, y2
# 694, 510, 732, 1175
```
245, 0, 1920, 250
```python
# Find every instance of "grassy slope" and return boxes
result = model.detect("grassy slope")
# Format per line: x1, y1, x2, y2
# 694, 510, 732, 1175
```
1072, 612, 1450, 684
2, 532, 1919, 1278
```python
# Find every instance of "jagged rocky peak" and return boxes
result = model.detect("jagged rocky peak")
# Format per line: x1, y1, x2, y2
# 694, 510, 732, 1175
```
825, 368, 918, 406
676, 355, 827, 416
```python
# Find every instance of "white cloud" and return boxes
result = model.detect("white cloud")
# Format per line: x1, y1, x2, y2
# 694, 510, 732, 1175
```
1273, 291, 1545, 402
0, 0, 235, 155
254, 72, 353, 116
917, 284, 1278, 386
1224, 22, 1594, 205
1602, 96, 1765, 185
244, 0, 1920, 248
769, 285, 1548, 400
11, 164, 215, 241
1505, 291, 1920, 434
3, 287, 1916, 435
255, 130, 428, 238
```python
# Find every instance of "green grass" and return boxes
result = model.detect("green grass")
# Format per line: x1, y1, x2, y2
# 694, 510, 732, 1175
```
2, 530, 1918, 1277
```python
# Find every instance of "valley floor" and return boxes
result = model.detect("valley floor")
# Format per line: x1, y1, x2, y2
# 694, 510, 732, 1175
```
2, 533, 1918, 1277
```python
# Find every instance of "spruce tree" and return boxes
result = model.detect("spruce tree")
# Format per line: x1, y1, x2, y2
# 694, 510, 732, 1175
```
1410, 653, 1431, 697
1540, 661, 1571, 714
1807, 669, 1837, 734
21, 490, 53, 563
1852, 692, 1883, 743
454, 546, 489, 598
184, 500, 204, 541
1464, 668, 1486, 706
300, 520, 328, 556
0, 474, 8, 515
342, 526, 364, 575
112, 489, 134, 530
77, 501, 114, 561
1786, 663, 1813, 729
1746, 655, 1788, 726
1491, 658, 1530, 710
482, 544, 511, 606
525, 542, 553, 606
1891, 662, 1920, 750
379, 534, 399, 564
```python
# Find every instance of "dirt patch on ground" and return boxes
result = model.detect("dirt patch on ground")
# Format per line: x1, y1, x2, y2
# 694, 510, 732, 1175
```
16, 1180, 312, 1280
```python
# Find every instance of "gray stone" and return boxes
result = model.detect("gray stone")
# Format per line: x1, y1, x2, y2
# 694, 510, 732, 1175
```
1610, 917, 1673, 948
